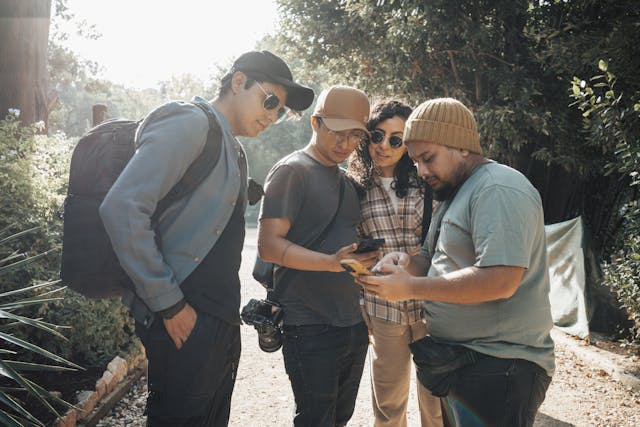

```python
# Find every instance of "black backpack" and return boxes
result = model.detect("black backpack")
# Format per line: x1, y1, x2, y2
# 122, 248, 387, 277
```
60, 101, 222, 298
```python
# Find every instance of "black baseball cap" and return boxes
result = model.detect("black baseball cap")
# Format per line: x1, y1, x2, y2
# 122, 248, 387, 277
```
229, 50, 314, 111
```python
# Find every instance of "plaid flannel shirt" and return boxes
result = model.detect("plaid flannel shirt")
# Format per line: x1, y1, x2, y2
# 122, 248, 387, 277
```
357, 177, 425, 324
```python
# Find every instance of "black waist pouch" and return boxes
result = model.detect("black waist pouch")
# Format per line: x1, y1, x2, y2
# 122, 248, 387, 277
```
409, 336, 479, 397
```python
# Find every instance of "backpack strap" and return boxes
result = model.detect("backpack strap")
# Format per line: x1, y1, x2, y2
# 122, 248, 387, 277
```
151, 101, 223, 225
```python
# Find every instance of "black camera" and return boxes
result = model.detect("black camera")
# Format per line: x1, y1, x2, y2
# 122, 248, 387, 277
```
240, 299, 284, 352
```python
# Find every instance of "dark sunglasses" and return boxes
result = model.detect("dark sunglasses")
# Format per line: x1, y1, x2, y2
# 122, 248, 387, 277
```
255, 81, 287, 122
371, 129, 404, 149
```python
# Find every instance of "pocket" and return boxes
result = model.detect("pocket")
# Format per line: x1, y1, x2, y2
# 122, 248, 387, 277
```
526, 370, 552, 421
163, 315, 232, 412
179, 311, 203, 350
285, 324, 339, 356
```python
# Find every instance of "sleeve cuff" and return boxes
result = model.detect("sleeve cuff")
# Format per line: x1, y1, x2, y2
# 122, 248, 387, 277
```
158, 299, 187, 319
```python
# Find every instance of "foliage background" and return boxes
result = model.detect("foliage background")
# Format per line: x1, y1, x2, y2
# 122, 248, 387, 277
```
1, 0, 638, 381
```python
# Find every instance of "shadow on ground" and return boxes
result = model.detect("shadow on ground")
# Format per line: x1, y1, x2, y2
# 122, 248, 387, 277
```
535, 412, 575, 426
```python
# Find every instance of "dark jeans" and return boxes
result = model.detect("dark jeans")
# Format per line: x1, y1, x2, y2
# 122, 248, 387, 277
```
282, 322, 369, 427
135, 311, 241, 427
442, 355, 551, 427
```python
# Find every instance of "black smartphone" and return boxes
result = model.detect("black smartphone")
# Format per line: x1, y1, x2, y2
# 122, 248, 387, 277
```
353, 238, 385, 254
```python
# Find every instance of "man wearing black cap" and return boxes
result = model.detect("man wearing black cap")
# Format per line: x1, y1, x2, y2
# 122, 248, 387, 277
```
100, 50, 313, 426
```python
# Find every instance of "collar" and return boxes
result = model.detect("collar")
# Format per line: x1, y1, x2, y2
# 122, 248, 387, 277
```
191, 96, 233, 134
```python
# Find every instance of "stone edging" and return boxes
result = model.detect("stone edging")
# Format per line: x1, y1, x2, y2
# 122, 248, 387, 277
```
551, 327, 640, 392
54, 350, 147, 427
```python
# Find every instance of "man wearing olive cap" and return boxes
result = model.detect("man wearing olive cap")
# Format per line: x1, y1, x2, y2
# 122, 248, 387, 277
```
359, 98, 555, 427
100, 50, 313, 426
258, 85, 379, 426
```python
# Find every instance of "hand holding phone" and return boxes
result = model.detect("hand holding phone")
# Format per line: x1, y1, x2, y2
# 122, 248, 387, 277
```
340, 259, 374, 277
353, 238, 385, 254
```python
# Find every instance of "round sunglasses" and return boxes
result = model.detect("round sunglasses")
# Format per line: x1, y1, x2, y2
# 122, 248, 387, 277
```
255, 81, 287, 122
370, 129, 404, 149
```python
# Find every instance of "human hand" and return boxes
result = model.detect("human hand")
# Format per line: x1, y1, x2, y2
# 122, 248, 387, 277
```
330, 243, 381, 271
163, 303, 197, 350
357, 262, 415, 302
372, 251, 411, 273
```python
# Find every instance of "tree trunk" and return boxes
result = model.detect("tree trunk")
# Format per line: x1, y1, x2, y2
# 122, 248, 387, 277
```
0, 0, 51, 128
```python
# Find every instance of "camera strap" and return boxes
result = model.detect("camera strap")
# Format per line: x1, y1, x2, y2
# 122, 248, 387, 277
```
268, 173, 347, 300
421, 184, 434, 245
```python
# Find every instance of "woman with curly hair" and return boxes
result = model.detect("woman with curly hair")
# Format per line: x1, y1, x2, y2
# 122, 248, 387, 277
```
348, 99, 441, 427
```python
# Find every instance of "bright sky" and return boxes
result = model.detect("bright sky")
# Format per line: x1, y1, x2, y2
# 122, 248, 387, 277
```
59, 0, 280, 89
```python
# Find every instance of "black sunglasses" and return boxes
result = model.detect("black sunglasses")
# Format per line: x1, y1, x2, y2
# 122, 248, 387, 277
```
371, 129, 404, 149
255, 81, 287, 122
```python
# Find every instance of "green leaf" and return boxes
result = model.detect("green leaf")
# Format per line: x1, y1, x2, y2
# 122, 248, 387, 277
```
2, 360, 76, 373
571, 85, 581, 96
0, 248, 59, 275
0, 393, 42, 426
0, 280, 60, 299
0, 409, 28, 427
598, 59, 608, 72
0, 361, 60, 419
0, 332, 82, 370
0, 226, 41, 246
0, 310, 68, 340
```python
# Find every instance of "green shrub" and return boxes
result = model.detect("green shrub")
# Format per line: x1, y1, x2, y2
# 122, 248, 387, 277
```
0, 112, 138, 367
37, 292, 138, 367
0, 227, 79, 426
571, 62, 640, 345
602, 205, 640, 346
0, 111, 67, 285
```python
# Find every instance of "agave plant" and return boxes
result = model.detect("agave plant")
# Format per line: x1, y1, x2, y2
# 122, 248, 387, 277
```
0, 225, 81, 426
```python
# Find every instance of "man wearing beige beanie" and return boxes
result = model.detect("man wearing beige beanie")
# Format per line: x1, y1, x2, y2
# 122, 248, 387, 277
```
359, 98, 555, 427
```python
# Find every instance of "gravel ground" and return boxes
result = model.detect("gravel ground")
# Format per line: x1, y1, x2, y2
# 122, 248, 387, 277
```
97, 229, 640, 427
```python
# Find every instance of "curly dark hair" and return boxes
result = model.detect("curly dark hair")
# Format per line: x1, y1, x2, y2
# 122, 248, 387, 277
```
347, 99, 423, 198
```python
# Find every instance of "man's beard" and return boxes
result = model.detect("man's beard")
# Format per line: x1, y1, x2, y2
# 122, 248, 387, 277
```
431, 162, 470, 201
433, 183, 456, 201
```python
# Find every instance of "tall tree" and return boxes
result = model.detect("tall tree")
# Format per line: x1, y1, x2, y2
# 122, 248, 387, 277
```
0, 0, 53, 127
274, 0, 640, 251
274, 0, 640, 330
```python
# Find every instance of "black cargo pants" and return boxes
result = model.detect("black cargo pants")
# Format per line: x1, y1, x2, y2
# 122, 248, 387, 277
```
136, 311, 241, 427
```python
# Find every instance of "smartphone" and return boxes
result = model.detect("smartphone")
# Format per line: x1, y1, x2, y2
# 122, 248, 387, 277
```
340, 259, 374, 277
353, 238, 385, 254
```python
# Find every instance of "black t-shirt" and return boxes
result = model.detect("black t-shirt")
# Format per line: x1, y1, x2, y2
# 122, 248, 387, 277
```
259, 150, 363, 327
180, 149, 247, 325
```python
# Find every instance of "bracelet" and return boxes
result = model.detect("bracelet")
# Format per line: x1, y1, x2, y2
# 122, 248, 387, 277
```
159, 299, 187, 319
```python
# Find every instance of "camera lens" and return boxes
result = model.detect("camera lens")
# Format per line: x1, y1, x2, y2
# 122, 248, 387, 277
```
257, 325, 283, 352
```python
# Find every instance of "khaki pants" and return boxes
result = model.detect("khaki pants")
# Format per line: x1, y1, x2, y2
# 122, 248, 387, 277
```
369, 316, 443, 427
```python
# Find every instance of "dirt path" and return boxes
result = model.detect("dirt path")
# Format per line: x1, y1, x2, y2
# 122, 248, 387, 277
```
98, 228, 640, 426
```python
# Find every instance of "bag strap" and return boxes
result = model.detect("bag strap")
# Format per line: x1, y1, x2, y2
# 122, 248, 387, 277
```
269, 173, 347, 299
151, 101, 222, 225
421, 184, 434, 245
310, 174, 347, 250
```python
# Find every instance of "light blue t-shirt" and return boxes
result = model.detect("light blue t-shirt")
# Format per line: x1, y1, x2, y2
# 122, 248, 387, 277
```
422, 161, 555, 375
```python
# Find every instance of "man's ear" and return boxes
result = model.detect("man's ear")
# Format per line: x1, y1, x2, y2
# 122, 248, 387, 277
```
230, 71, 247, 95
310, 116, 319, 131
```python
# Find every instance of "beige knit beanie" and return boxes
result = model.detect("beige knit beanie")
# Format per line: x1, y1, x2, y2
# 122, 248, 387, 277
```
403, 98, 482, 154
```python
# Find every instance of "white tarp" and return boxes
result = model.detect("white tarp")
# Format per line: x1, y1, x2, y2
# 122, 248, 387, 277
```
545, 216, 590, 339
